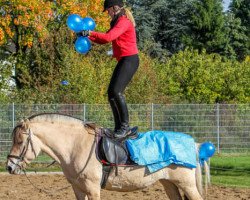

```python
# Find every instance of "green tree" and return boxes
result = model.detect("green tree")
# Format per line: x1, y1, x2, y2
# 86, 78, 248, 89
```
154, 0, 191, 55
127, 0, 162, 57
229, 0, 250, 60
0, 56, 13, 103
127, 0, 191, 57
183, 0, 227, 54
154, 49, 250, 103
230, 0, 250, 30
224, 13, 249, 60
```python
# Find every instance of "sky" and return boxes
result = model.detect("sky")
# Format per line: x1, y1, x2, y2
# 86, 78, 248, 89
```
223, 0, 231, 10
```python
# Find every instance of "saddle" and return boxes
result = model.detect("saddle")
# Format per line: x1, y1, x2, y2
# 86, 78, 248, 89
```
98, 126, 138, 165
97, 126, 138, 188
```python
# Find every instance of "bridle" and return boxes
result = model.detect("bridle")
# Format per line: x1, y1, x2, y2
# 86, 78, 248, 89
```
7, 128, 37, 170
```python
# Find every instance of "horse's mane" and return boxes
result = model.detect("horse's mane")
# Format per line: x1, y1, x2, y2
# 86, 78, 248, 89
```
26, 112, 97, 130
28, 112, 83, 123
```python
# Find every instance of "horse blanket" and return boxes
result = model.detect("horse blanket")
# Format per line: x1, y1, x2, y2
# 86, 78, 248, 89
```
126, 130, 197, 173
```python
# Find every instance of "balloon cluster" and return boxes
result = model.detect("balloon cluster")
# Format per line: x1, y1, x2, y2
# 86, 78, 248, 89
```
199, 142, 216, 162
66, 14, 96, 54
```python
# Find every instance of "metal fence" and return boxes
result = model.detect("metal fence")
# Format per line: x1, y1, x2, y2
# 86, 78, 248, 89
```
0, 104, 250, 161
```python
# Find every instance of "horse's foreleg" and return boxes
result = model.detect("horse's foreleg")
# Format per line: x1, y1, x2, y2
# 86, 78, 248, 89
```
159, 179, 182, 200
72, 184, 88, 200
84, 180, 101, 200
178, 185, 203, 200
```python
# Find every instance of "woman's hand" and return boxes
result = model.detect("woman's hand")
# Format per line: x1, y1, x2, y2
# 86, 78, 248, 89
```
81, 30, 90, 36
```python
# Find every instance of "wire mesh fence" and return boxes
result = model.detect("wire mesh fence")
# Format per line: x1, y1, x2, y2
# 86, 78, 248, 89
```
0, 103, 250, 162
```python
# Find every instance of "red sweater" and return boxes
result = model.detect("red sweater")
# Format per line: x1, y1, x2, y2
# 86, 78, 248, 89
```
89, 16, 138, 61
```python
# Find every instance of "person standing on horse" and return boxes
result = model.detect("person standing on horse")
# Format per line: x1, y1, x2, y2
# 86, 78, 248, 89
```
81, 0, 139, 139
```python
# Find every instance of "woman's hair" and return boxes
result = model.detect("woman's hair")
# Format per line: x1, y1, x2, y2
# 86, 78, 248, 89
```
111, 5, 136, 27
124, 8, 136, 27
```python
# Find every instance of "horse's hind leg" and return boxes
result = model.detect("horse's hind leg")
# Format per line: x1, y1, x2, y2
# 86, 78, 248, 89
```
72, 184, 88, 200
159, 179, 182, 200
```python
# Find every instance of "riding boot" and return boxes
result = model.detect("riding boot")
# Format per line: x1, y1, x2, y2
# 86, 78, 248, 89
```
113, 93, 130, 139
109, 98, 121, 132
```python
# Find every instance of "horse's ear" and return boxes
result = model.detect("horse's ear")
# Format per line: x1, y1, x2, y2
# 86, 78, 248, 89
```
16, 119, 24, 128
24, 119, 30, 129
20, 118, 30, 129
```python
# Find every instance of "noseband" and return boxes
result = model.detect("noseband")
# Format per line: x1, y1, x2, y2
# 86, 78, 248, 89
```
7, 128, 37, 168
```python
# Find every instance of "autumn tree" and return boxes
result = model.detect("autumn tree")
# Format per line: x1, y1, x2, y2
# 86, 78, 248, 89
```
0, 0, 109, 102
0, 0, 108, 49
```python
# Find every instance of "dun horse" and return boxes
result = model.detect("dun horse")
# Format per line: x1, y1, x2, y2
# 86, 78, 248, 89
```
6, 113, 207, 200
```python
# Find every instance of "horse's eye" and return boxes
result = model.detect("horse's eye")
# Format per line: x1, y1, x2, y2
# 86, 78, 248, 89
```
17, 141, 23, 145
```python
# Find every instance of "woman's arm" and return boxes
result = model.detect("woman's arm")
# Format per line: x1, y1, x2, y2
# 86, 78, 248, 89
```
89, 17, 130, 43
88, 35, 108, 44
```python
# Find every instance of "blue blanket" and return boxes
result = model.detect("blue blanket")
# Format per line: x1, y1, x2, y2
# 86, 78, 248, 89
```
126, 130, 197, 173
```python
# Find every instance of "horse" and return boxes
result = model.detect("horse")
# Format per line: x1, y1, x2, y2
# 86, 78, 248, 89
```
6, 113, 208, 200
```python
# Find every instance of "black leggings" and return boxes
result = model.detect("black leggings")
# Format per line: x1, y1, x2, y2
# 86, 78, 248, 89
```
108, 54, 139, 100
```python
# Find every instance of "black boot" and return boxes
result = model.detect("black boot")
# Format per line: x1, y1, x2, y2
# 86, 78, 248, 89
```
112, 93, 131, 139
109, 98, 121, 132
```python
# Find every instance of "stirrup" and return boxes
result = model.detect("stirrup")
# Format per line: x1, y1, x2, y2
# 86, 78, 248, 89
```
114, 126, 138, 140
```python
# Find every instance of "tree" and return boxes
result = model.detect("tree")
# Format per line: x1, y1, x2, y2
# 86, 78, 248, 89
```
230, 0, 250, 30
155, 49, 250, 103
183, 0, 227, 55
154, 0, 192, 55
127, 0, 191, 57
223, 13, 249, 60
0, 0, 109, 100
0, 57, 13, 103
228, 0, 250, 60
127, 0, 162, 57
0, 0, 108, 49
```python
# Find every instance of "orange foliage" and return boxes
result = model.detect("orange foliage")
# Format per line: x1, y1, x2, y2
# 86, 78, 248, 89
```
0, 0, 109, 48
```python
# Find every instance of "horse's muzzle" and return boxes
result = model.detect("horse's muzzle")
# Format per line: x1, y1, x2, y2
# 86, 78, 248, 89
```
6, 165, 13, 174
6, 159, 22, 174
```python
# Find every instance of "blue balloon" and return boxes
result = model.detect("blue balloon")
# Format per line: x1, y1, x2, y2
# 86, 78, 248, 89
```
67, 14, 84, 33
199, 142, 216, 160
61, 80, 69, 86
82, 17, 96, 31
74, 37, 91, 54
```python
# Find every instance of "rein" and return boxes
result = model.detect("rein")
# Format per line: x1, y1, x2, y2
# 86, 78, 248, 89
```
74, 127, 98, 181
22, 169, 72, 194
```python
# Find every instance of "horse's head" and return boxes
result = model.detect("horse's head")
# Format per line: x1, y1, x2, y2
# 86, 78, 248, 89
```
6, 119, 40, 174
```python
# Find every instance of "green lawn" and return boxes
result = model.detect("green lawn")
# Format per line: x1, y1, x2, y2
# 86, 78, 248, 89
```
0, 154, 62, 172
210, 153, 250, 188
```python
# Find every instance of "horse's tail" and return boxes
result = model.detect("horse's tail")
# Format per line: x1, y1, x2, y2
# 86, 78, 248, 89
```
195, 143, 210, 199
195, 159, 203, 195
203, 159, 210, 199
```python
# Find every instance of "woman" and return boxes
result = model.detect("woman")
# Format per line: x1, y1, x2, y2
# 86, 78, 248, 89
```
83, 0, 139, 139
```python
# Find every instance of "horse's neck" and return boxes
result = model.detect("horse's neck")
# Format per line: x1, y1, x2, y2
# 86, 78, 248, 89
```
32, 122, 92, 164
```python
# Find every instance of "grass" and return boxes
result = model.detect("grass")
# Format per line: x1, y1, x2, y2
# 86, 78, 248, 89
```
210, 153, 250, 188
0, 154, 62, 172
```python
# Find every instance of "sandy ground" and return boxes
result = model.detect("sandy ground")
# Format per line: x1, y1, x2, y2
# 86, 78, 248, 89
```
0, 173, 249, 200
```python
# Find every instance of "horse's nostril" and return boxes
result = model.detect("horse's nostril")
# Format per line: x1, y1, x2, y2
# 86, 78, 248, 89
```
6, 166, 12, 173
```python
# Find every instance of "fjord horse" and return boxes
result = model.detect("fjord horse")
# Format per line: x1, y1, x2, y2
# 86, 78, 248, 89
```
6, 113, 206, 200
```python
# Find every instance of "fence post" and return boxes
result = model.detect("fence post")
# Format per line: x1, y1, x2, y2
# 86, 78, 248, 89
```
216, 103, 220, 153
12, 102, 15, 128
151, 103, 154, 130
83, 103, 86, 122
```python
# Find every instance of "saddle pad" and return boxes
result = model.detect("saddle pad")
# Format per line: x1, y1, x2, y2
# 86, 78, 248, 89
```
126, 130, 197, 173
